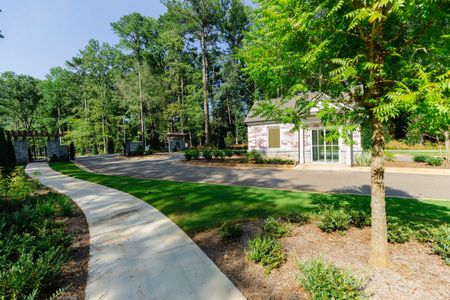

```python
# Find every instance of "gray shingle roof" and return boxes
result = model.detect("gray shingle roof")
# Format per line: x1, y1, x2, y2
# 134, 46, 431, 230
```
244, 92, 331, 124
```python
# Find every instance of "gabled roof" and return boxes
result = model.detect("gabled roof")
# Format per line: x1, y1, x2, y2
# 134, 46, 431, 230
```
244, 92, 331, 124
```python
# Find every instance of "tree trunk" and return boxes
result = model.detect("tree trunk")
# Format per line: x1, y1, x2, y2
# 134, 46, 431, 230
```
444, 129, 450, 164
57, 106, 61, 144
138, 62, 146, 149
368, 116, 388, 267
102, 116, 107, 154
200, 28, 209, 145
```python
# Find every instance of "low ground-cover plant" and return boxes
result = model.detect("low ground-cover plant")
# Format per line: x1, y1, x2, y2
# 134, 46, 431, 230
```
246, 150, 263, 163
416, 224, 449, 264
246, 235, 285, 274
285, 209, 310, 225
387, 217, 413, 243
413, 155, 444, 166
384, 152, 395, 161
202, 149, 213, 161
318, 206, 352, 233
349, 211, 371, 228
219, 221, 242, 242
0, 168, 73, 299
223, 149, 233, 157
261, 217, 289, 238
297, 258, 366, 300
213, 150, 225, 160
354, 151, 372, 166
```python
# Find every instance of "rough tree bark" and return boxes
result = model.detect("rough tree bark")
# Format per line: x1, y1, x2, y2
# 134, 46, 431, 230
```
368, 116, 388, 267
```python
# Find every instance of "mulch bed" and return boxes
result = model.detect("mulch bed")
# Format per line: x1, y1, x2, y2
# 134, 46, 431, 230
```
183, 158, 295, 169
192, 221, 450, 300
55, 200, 90, 300
385, 160, 450, 169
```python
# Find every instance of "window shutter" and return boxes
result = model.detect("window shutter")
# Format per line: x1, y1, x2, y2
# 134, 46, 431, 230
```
268, 127, 280, 148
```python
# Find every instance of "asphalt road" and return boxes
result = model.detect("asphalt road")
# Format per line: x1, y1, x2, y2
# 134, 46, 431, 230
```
76, 154, 450, 200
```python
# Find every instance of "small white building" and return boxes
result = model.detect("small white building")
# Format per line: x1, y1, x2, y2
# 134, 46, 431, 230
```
244, 92, 362, 166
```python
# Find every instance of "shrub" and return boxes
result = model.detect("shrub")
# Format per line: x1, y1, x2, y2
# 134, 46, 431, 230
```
354, 152, 372, 166
233, 149, 246, 156
297, 259, 366, 300
387, 217, 412, 243
414, 155, 428, 163
184, 150, 194, 161
246, 150, 263, 163
38, 201, 56, 218
191, 149, 200, 160
219, 221, 242, 241
416, 225, 449, 264
6, 167, 34, 204
223, 149, 233, 157
69, 142, 75, 160
213, 150, 225, 160
349, 211, 371, 228
145, 149, 154, 155
262, 158, 295, 165
261, 217, 289, 238
318, 206, 351, 233
425, 157, 443, 166
202, 149, 213, 161
246, 235, 285, 274
285, 209, 310, 225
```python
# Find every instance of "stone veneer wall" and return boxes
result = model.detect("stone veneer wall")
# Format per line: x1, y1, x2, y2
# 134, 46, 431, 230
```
47, 140, 61, 160
13, 140, 29, 164
248, 123, 299, 161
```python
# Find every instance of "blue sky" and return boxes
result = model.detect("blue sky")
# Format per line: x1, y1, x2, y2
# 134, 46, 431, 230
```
0, 0, 167, 79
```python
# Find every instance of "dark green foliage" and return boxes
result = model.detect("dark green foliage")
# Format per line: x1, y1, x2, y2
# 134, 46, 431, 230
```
261, 217, 289, 238
69, 142, 75, 160
223, 149, 233, 157
246, 235, 285, 274
0, 128, 8, 168
387, 217, 413, 243
0, 171, 72, 299
298, 259, 366, 300
349, 211, 371, 228
416, 225, 449, 264
260, 158, 295, 165
414, 155, 443, 166
219, 221, 242, 242
245, 150, 263, 163
425, 157, 443, 166
58, 196, 74, 217
184, 150, 194, 161
285, 209, 310, 225
212, 150, 225, 160
191, 149, 200, 160
414, 155, 428, 163
202, 149, 213, 161
318, 206, 351, 233
49, 154, 59, 163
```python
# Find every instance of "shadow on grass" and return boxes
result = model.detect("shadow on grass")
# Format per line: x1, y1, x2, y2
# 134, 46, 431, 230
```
50, 162, 450, 233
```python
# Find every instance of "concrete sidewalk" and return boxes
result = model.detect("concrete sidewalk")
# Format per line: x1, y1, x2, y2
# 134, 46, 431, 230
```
26, 162, 244, 300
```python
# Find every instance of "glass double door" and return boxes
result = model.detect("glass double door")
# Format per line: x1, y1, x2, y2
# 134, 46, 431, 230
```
312, 129, 339, 163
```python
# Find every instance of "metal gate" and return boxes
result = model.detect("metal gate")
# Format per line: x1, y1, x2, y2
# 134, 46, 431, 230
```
29, 144, 47, 161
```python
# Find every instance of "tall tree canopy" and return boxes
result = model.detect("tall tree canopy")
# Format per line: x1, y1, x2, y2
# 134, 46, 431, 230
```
241, 0, 450, 267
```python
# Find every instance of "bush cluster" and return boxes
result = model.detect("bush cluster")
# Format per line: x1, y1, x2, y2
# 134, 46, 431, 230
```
0, 167, 73, 299
414, 155, 444, 166
387, 217, 413, 243
261, 217, 289, 238
416, 225, 449, 264
298, 259, 366, 300
318, 206, 371, 233
246, 235, 285, 274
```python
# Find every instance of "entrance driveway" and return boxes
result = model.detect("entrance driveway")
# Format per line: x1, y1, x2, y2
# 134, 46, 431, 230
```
76, 154, 450, 200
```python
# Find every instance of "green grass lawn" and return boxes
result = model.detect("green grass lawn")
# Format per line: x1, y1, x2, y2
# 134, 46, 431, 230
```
50, 162, 450, 233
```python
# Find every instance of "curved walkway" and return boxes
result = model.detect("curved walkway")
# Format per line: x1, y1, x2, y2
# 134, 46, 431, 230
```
26, 162, 244, 300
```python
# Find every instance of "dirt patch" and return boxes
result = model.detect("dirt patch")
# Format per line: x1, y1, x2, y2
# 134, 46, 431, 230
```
192, 221, 449, 300
55, 200, 90, 300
